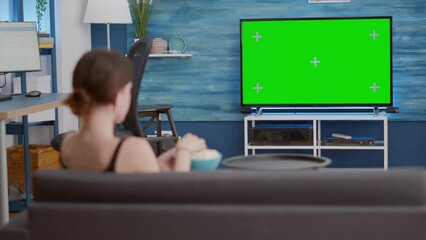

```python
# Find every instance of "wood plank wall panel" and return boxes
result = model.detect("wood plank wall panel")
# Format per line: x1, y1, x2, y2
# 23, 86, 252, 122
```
126, 0, 426, 121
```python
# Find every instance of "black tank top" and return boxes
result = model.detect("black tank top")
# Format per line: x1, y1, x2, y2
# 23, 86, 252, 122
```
104, 138, 127, 172
60, 138, 127, 172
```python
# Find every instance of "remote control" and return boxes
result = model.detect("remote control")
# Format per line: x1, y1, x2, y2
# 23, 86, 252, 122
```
332, 133, 352, 140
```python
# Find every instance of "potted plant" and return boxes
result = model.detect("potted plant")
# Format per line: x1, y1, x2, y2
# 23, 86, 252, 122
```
36, 0, 48, 32
128, 0, 154, 39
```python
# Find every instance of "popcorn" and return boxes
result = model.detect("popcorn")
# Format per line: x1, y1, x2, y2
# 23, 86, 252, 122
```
192, 149, 221, 160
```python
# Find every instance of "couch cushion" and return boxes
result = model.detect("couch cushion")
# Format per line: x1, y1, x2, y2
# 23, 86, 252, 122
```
33, 168, 426, 206
29, 202, 426, 240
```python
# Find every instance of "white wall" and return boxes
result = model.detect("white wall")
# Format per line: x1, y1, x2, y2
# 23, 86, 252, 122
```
55, 0, 91, 133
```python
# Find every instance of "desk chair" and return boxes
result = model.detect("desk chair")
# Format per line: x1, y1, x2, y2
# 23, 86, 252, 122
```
121, 37, 179, 155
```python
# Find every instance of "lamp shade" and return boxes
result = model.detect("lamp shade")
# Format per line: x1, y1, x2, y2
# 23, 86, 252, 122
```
84, 0, 132, 24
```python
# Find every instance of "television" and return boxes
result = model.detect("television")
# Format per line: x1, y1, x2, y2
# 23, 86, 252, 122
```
0, 22, 41, 73
240, 17, 393, 110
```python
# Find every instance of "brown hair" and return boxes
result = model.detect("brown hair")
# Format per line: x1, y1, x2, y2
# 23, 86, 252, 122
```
65, 49, 133, 116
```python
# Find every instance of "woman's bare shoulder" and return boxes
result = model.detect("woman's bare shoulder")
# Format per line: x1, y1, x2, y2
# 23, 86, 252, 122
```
120, 136, 157, 159
122, 136, 151, 148
115, 136, 159, 173
60, 132, 79, 155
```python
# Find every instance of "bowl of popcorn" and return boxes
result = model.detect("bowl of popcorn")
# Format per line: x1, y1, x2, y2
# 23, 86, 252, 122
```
191, 149, 222, 170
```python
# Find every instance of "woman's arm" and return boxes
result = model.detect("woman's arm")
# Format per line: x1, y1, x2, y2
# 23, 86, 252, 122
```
156, 147, 177, 171
173, 133, 207, 172
173, 147, 193, 172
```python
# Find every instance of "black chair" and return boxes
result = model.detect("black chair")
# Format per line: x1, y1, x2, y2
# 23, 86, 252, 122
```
121, 37, 179, 155
51, 37, 179, 155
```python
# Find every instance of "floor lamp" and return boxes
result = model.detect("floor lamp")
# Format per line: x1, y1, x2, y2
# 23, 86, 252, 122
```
83, 0, 132, 50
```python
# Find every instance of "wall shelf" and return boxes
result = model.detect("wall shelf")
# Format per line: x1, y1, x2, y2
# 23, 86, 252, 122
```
149, 53, 193, 58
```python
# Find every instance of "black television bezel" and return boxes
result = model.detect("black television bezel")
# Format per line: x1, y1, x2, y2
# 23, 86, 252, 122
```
239, 16, 393, 109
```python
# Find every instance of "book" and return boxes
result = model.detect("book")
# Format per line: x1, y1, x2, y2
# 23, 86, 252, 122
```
39, 37, 54, 48
39, 37, 54, 44
39, 43, 54, 48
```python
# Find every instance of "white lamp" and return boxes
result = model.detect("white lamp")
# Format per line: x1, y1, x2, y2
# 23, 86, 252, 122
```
83, 0, 132, 50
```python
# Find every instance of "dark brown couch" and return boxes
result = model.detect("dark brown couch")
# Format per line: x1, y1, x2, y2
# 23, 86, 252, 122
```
1, 168, 426, 240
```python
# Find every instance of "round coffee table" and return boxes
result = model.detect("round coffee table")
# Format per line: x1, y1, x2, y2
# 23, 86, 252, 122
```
222, 154, 331, 170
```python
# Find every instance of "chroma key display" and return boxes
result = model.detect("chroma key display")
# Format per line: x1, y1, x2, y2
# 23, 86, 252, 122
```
240, 17, 392, 108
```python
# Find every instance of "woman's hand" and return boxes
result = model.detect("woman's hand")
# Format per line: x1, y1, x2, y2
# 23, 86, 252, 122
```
157, 133, 207, 172
176, 133, 207, 153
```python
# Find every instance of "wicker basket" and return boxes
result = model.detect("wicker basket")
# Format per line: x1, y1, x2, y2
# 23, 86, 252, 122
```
7, 144, 61, 191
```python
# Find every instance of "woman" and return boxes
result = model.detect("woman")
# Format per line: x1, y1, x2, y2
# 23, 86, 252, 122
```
61, 49, 207, 173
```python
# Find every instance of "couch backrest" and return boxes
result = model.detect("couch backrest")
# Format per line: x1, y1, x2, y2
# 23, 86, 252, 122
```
33, 168, 426, 206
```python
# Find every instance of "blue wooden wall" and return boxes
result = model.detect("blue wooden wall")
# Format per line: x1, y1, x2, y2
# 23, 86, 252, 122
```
122, 0, 426, 121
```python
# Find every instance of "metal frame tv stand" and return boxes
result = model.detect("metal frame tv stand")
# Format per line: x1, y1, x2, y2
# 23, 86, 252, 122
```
244, 113, 388, 169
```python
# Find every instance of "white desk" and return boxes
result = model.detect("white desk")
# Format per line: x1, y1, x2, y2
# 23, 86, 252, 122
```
0, 93, 68, 226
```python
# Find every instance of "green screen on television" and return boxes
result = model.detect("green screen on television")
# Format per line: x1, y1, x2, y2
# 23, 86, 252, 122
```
240, 17, 392, 108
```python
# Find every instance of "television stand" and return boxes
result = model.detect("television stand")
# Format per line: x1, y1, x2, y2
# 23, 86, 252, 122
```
244, 113, 388, 169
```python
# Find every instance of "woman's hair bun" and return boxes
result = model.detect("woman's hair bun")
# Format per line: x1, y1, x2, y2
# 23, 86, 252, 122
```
66, 88, 92, 116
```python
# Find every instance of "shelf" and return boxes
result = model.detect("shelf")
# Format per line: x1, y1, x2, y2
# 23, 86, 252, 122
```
149, 53, 193, 58
318, 145, 385, 150
248, 145, 315, 150
319, 140, 385, 149
4, 0, 60, 215
248, 144, 385, 150
244, 114, 388, 169
40, 48, 53, 55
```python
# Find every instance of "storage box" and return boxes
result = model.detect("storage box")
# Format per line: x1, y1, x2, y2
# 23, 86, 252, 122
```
7, 144, 61, 191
